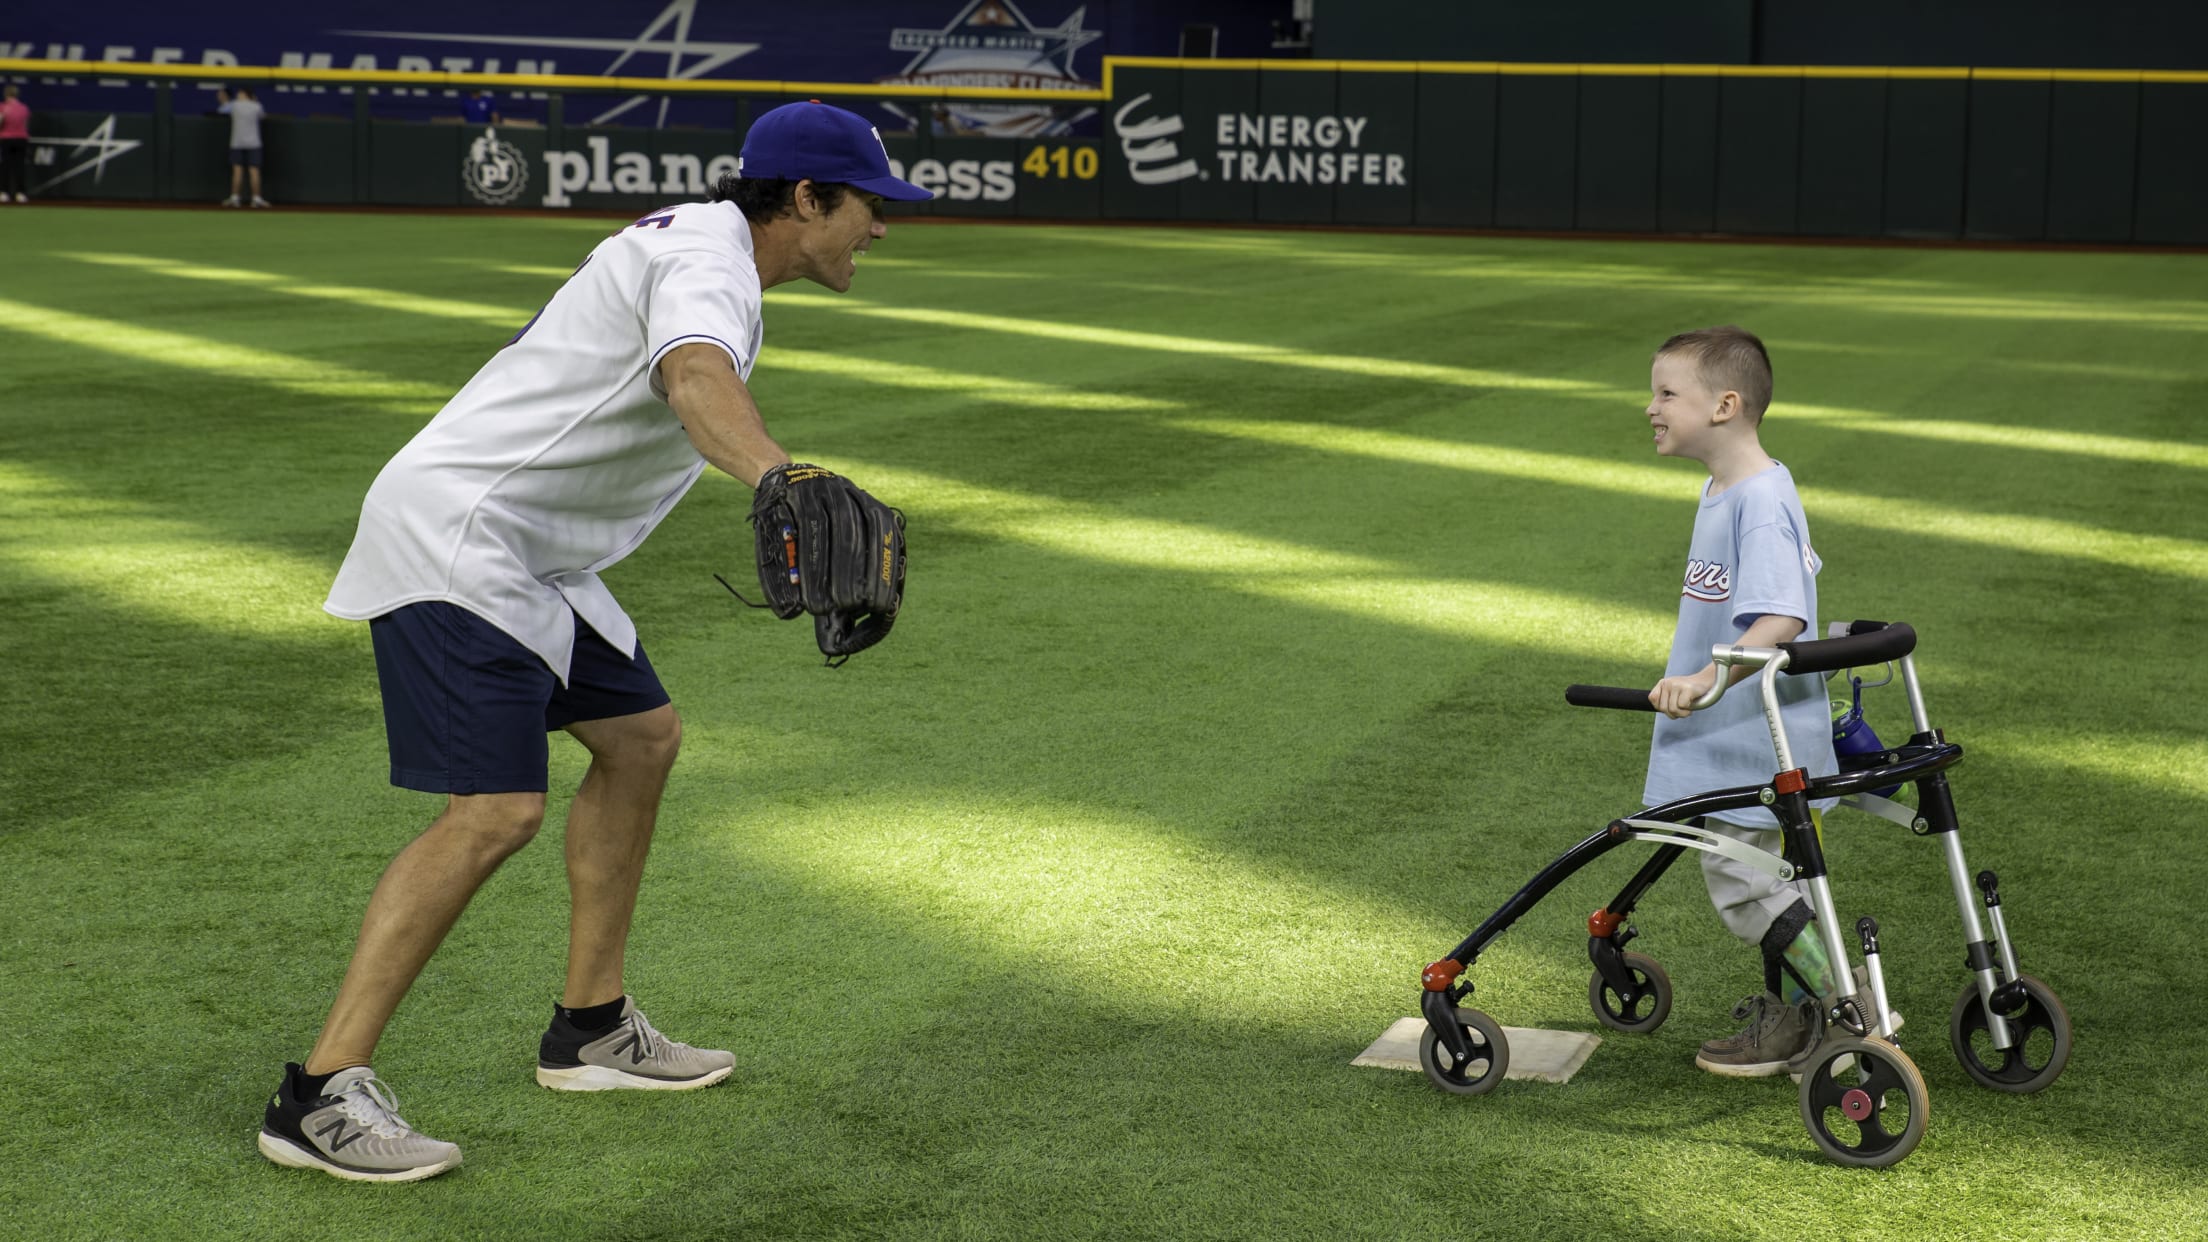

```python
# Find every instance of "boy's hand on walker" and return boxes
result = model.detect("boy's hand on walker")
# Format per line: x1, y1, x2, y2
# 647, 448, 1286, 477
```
1649, 667, 1718, 719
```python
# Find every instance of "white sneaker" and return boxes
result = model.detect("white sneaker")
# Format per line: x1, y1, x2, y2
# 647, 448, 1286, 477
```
257, 1064, 463, 1182
221, 195, 241, 207
250, 196, 271, 208
11, 193, 23, 204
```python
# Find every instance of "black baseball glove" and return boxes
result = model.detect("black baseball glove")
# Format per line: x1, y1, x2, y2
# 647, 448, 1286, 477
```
737, 463, 906, 665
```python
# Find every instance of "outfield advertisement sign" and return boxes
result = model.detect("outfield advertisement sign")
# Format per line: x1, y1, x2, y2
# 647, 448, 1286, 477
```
9, 60, 2202, 242
1113, 96, 1406, 189
486, 130, 1021, 212
1, 0, 1281, 132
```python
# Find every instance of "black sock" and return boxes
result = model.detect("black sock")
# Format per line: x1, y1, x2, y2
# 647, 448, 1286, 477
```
291, 1064, 339, 1102
558, 997, 627, 1032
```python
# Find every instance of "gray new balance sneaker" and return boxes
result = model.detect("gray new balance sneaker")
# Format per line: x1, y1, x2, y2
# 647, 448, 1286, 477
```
536, 998, 736, 1091
257, 1064, 463, 1182
1695, 992, 1820, 1077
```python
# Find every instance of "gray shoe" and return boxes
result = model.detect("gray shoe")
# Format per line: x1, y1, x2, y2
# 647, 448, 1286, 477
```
536, 998, 735, 1092
1695, 992, 1820, 1077
257, 1065, 463, 1182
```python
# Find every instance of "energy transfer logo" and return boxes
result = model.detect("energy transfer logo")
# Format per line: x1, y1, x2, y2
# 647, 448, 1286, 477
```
461, 127, 529, 205
27, 115, 142, 194
1111, 94, 1199, 185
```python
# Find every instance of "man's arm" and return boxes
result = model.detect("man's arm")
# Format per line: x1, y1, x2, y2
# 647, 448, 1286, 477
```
1649, 612, 1807, 719
659, 341, 789, 488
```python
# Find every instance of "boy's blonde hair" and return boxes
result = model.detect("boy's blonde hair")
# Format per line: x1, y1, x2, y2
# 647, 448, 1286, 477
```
1656, 326, 1772, 424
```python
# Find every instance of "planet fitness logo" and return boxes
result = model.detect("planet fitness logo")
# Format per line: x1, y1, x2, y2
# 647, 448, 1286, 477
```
462, 128, 530, 205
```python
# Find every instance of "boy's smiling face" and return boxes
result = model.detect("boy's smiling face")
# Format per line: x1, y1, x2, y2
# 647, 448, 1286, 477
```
1646, 352, 1726, 460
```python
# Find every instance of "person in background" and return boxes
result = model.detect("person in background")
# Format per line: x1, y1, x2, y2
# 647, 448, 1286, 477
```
0, 85, 30, 204
461, 90, 501, 125
216, 85, 270, 208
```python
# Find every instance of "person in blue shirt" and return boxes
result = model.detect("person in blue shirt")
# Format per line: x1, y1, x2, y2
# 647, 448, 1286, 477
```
1640, 325, 1846, 1078
461, 90, 501, 125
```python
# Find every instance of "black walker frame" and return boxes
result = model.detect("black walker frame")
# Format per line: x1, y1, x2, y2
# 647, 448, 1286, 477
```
1415, 621, 2071, 1168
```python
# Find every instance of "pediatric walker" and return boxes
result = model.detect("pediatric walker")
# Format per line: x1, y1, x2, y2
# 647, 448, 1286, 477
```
1415, 621, 2071, 1168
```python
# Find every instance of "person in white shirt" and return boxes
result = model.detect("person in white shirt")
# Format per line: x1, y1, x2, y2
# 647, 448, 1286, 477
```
256, 101, 932, 1183
216, 85, 269, 207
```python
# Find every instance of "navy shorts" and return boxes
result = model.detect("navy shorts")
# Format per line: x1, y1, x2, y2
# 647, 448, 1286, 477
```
231, 146, 262, 167
368, 601, 671, 795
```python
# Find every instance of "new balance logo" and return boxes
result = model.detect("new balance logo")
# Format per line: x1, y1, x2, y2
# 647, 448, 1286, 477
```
314, 1118, 365, 1153
609, 1030, 651, 1065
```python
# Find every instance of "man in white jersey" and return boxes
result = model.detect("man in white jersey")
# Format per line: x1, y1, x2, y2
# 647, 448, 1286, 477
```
257, 101, 932, 1183
216, 86, 270, 208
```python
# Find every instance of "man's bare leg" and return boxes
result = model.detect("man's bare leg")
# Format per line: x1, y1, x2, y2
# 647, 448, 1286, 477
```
304, 791, 547, 1074
559, 705, 681, 1007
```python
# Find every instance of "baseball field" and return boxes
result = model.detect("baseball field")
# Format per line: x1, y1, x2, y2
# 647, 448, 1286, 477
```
3, 207, 2204, 1239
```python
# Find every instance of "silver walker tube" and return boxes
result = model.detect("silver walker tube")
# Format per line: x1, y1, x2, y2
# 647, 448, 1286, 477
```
1805, 874, 1884, 1034
1898, 654, 1932, 735
1987, 899, 2023, 984
1694, 642, 1889, 1033
1942, 834, 2014, 1049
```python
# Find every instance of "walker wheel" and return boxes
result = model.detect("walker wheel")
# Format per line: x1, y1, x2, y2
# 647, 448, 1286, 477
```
1798, 1036, 1929, 1169
1949, 973, 2071, 1093
1589, 952, 1673, 1034
1418, 1006, 1511, 1096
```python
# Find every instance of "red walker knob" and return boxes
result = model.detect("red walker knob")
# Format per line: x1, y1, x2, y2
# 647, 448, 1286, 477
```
1421, 959, 1464, 992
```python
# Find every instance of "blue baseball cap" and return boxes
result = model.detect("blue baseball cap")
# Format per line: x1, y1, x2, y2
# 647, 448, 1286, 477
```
738, 101, 934, 201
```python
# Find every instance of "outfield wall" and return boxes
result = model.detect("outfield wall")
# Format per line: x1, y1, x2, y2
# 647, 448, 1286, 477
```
11, 58, 2206, 245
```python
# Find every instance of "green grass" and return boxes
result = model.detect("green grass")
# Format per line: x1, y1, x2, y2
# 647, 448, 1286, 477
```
2, 207, 2205, 1240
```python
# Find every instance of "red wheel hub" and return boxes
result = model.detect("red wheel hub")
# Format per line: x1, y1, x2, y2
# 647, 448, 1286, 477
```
1841, 1088, 1875, 1121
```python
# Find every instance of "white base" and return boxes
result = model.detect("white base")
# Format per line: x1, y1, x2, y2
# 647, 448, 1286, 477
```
1352, 1017, 1602, 1084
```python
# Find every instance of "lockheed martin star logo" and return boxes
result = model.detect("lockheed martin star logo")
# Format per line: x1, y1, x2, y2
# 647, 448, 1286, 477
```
879, 1, 1100, 137
29, 115, 143, 194
888, 0, 1099, 86
334, 0, 757, 128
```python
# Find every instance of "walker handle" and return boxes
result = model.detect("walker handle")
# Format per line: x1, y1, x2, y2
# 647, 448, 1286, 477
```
1565, 684, 1658, 712
1777, 622, 1917, 676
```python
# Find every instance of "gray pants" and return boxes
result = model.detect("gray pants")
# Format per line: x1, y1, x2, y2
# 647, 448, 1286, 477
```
1698, 817, 1809, 948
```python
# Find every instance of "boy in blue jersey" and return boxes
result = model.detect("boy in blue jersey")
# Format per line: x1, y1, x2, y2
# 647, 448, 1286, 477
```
1641, 326, 1845, 1077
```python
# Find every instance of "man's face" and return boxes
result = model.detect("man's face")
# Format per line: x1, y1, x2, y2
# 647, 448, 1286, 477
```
798, 185, 888, 293
1646, 353, 1725, 459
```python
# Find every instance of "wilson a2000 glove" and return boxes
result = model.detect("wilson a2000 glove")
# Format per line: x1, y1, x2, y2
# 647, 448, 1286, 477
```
742, 463, 906, 664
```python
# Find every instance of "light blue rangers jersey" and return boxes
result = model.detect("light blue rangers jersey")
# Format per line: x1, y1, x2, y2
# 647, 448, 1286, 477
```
1643, 462, 1838, 826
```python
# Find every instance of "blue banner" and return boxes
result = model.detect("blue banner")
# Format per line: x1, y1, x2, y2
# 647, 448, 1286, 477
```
4, 0, 1288, 133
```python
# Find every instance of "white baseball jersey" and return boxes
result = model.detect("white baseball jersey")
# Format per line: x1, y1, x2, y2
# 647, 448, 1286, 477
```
326, 199, 763, 683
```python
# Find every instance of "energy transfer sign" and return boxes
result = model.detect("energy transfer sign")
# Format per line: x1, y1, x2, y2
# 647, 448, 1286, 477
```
1109, 93, 1410, 188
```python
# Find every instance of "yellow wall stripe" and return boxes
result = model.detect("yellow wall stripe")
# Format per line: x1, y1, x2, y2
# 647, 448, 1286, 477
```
3, 55, 2204, 97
